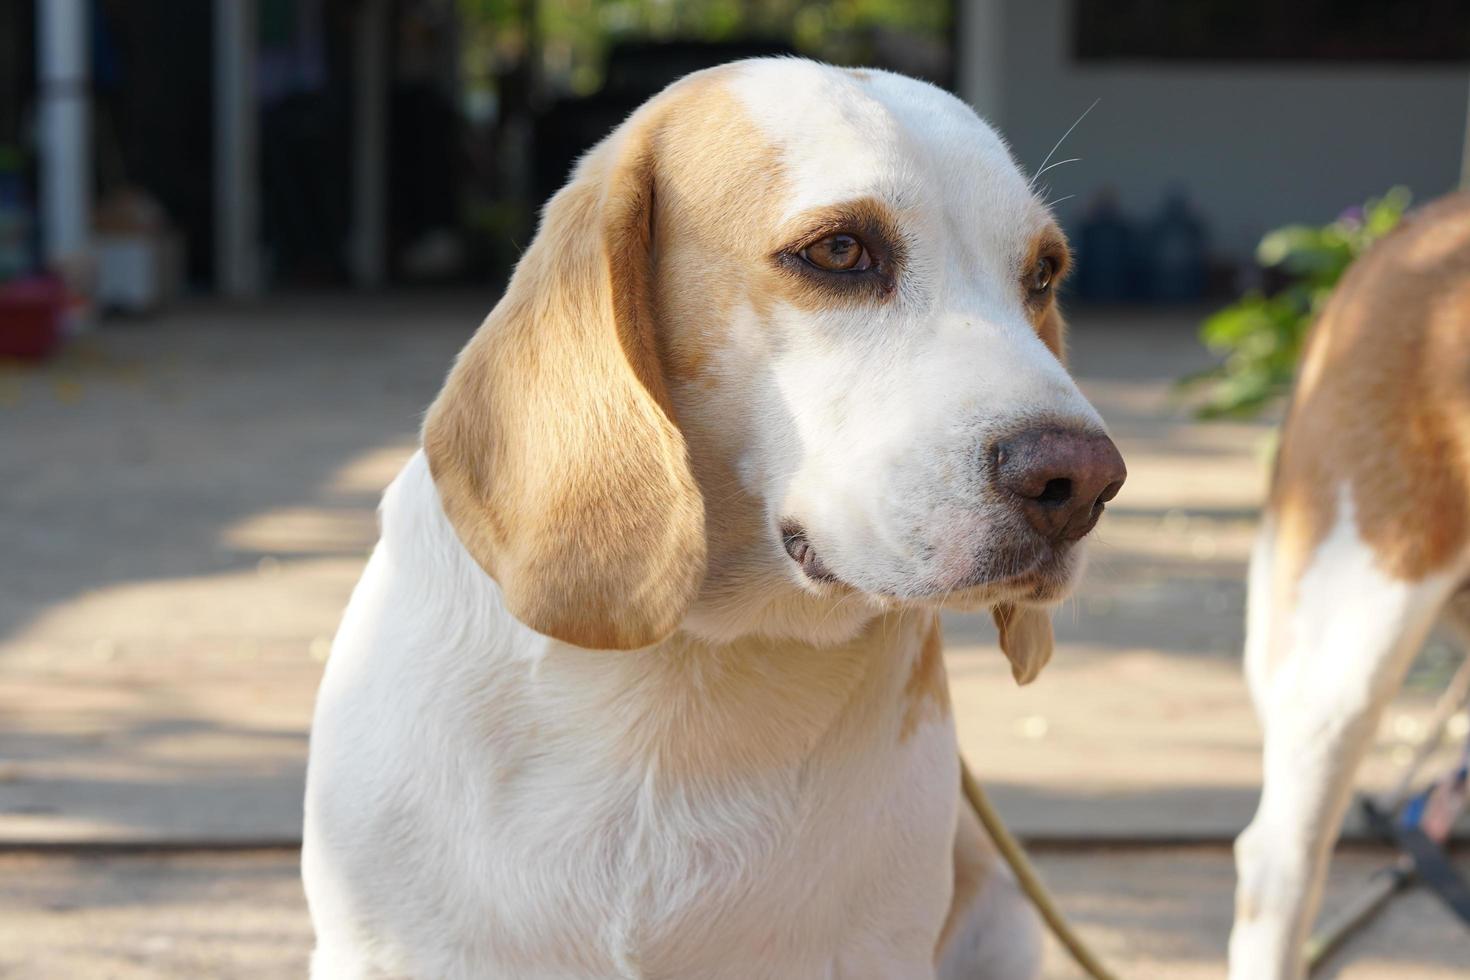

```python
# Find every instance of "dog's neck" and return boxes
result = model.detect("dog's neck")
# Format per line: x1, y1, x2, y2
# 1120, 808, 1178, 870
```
536, 615, 939, 786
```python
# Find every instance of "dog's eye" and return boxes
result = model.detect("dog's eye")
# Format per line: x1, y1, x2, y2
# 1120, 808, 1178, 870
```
1029, 256, 1058, 295
801, 234, 872, 272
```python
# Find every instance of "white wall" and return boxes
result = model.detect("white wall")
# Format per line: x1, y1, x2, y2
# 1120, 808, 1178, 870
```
984, 0, 1469, 261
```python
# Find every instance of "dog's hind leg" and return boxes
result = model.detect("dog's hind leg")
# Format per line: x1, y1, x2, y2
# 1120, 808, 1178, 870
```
1228, 505, 1459, 980
935, 791, 1042, 980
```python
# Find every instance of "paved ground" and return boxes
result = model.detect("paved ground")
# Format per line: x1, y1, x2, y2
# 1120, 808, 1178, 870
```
1, 297, 1466, 974
0, 847, 1464, 979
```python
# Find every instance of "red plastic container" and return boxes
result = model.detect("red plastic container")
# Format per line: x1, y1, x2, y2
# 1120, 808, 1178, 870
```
0, 275, 65, 360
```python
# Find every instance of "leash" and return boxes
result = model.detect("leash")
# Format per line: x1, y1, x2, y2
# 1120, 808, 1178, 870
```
960, 759, 1122, 980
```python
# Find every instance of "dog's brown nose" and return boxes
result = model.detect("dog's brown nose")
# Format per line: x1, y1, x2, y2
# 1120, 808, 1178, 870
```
994, 427, 1126, 541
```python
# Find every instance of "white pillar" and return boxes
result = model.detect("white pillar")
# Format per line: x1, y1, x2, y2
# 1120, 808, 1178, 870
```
1460, 74, 1470, 191
350, 0, 389, 287
214, 0, 260, 296
36, 0, 91, 268
957, 0, 1005, 130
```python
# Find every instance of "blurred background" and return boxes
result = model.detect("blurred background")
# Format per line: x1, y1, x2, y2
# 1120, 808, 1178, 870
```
1, 2, 1469, 977
3, 0, 1467, 305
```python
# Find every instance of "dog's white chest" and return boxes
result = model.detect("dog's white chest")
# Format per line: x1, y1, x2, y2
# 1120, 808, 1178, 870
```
309, 659, 957, 978
303, 504, 958, 977
477, 742, 953, 977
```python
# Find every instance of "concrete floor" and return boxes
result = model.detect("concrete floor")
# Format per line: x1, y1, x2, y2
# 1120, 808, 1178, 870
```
0, 848, 1463, 979
1, 297, 1466, 974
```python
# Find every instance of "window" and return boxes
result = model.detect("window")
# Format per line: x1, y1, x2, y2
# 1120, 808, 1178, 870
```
1074, 0, 1470, 62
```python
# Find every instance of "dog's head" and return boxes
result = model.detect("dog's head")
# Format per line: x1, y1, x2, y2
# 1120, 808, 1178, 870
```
425, 60, 1124, 682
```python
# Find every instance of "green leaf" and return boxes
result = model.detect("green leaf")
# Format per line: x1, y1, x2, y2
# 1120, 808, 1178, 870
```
1187, 187, 1411, 420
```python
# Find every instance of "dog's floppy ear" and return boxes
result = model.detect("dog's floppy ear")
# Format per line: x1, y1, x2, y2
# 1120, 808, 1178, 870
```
991, 603, 1054, 686
423, 118, 705, 650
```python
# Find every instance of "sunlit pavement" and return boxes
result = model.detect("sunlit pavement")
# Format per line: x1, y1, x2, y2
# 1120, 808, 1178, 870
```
1, 298, 1465, 974
0, 848, 1463, 979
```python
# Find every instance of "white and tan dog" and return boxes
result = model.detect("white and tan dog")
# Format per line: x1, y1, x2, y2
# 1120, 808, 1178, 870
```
1230, 191, 1470, 979
303, 59, 1125, 979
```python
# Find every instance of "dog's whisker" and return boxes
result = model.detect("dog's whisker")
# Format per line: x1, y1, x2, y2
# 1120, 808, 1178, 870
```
813, 589, 865, 635
1031, 157, 1081, 183
1029, 98, 1099, 191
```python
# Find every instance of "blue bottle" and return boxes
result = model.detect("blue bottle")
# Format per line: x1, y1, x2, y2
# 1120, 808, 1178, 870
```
0, 147, 34, 283
1143, 189, 1207, 303
1074, 188, 1134, 303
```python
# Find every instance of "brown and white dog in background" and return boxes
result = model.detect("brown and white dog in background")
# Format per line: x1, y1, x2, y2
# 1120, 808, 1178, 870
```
1230, 191, 1470, 979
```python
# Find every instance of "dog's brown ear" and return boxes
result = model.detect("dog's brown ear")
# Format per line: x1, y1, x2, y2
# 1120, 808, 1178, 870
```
423, 119, 705, 651
991, 603, 1054, 686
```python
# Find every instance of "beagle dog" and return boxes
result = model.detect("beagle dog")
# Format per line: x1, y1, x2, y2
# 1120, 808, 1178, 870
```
1230, 191, 1470, 979
303, 59, 1125, 979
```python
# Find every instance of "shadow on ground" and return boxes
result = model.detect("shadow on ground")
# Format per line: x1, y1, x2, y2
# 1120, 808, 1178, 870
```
0, 293, 487, 661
